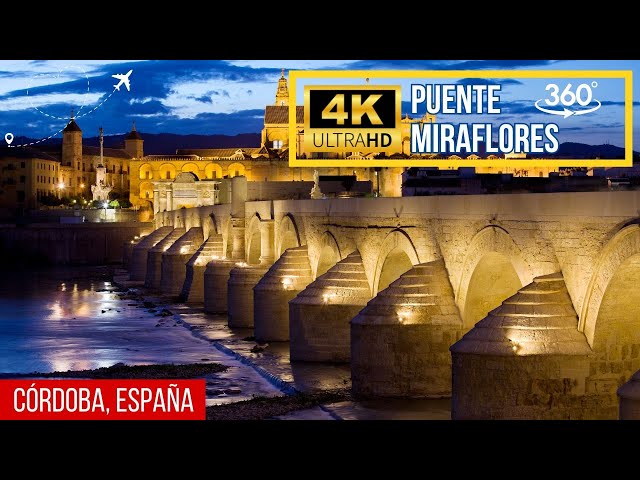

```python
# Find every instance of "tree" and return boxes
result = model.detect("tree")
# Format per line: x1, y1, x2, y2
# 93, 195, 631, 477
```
40, 194, 63, 207
341, 175, 356, 192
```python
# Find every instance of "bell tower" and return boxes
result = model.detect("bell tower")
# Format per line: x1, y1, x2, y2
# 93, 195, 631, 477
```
275, 69, 289, 106
62, 110, 82, 167
124, 121, 144, 159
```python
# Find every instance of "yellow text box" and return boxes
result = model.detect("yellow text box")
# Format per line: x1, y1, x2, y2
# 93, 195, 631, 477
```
288, 70, 633, 168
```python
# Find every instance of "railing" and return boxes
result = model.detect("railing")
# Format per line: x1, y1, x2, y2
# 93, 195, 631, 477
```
143, 156, 201, 162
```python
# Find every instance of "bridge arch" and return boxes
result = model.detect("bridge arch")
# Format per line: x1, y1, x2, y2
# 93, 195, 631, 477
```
580, 224, 640, 348
456, 225, 532, 330
315, 231, 342, 279
184, 208, 201, 230
246, 214, 263, 265
276, 214, 302, 257
203, 214, 217, 241
372, 228, 420, 295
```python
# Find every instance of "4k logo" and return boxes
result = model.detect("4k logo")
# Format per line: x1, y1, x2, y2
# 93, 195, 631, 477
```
304, 85, 402, 154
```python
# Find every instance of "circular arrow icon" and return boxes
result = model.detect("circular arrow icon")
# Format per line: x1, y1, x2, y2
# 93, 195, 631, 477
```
534, 99, 575, 118
534, 98, 601, 118
535, 82, 604, 118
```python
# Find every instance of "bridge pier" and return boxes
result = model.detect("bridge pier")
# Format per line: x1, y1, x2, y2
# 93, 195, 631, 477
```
160, 227, 204, 296
450, 273, 600, 419
203, 259, 236, 314
129, 226, 173, 281
228, 264, 269, 328
122, 241, 134, 267
181, 233, 225, 303
144, 228, 185, 290
289, 251, 371, 363
254, 245, 313, 342
351, 260, 463, 398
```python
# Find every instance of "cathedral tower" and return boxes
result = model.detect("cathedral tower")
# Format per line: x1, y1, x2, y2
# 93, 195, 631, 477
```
275, 69, 289, 106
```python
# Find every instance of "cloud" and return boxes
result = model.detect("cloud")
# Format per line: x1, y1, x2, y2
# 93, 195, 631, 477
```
132, 109, 267, 136
0, 92, 104, 112
348, 59, 559, 70
193, 95, 212, 104
456, 78, 523, 86
600, 100, 640, 106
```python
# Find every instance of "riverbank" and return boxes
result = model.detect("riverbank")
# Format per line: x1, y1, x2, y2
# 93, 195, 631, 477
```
111, 268, 452, 420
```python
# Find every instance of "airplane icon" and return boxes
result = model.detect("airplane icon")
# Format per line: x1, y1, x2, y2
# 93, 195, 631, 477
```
112, 69, 133, 91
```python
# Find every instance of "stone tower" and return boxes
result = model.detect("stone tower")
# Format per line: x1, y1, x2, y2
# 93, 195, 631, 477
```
275, 69, 289, 106
62, 113, 82, 167
124, 121, 144, 159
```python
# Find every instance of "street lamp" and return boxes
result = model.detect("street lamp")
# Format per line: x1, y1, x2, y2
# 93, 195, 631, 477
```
373, 167, 381, 197
57, 181, 65, 199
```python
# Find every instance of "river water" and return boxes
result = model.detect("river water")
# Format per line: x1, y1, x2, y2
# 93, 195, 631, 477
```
0, 267, 282, 404
0, 266, 452, 418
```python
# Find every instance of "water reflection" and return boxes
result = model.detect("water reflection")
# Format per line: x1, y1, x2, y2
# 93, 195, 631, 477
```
0, 268, 228, 374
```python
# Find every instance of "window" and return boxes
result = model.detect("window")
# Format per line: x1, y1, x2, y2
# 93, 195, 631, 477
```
20, 162, 25, 168
273, 140, 283, 149
166, 171, 170, 179
77, 162, 80, 170
19, 176, 25, 183
146, 171, 151, 179
17, 191, 25, 202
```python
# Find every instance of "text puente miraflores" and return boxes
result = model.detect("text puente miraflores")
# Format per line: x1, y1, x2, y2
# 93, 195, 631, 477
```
124, 177, 640, 419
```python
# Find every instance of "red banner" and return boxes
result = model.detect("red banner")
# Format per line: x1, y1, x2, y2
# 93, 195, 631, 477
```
0, 380, 206, 420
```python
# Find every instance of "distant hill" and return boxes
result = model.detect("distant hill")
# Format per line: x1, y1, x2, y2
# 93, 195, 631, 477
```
12, 132, 262, 156
86, 132, 262, 155
7, 135, 636, 159
552, 142, 629, 159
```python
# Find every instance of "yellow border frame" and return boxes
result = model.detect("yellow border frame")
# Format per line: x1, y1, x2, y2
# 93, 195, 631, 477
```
288, 70, 633, 168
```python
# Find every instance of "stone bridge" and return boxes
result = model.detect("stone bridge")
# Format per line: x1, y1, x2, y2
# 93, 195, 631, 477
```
125, 179, 640, 419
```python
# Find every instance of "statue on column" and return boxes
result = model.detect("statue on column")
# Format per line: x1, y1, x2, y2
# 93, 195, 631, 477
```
310, 170, 323, 199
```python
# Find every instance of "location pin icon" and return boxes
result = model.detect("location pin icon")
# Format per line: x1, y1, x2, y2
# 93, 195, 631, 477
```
5, 133, 14, 145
